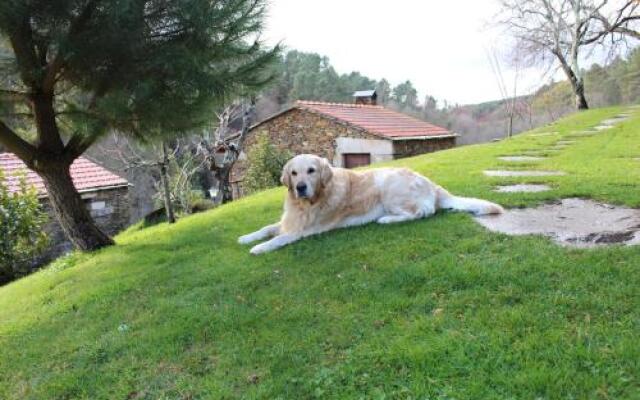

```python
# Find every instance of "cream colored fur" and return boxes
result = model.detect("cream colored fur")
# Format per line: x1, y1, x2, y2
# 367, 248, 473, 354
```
239, 154, 503, 254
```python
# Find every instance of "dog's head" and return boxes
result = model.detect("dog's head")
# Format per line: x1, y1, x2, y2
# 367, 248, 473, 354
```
281, 154, 333, 201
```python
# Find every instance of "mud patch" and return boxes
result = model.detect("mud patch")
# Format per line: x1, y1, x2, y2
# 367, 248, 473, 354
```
498, 156, 545, 162
475, 198, 640, 247
484, 170, 565, 177
495, 184, 551, 193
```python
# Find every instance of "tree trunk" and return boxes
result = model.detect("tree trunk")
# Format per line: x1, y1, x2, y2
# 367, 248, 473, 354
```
213, 166, 234, 204
39, 164, 114, 251
159, 143, 176, 223
555, 52, 589, 111
32, 94, 64, 152
574, 82, 589, 110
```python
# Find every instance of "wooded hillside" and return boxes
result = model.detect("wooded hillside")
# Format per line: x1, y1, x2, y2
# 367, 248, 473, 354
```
254, 48, 640, 144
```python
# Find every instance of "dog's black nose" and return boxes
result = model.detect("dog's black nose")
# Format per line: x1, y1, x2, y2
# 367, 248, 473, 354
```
296, 182, 307, 195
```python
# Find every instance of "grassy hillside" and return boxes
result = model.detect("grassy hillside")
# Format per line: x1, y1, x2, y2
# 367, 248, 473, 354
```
1, 107, 639, 399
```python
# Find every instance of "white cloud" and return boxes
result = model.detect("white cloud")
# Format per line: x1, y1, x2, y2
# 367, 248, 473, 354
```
264, 0, 541, 105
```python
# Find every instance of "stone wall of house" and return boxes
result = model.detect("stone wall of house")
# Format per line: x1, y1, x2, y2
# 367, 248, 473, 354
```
87, 137, 157, 223
392, 136, 456, 159
231, 108, 457, 196
232, 108, 378, 182
41, 186, 130, 258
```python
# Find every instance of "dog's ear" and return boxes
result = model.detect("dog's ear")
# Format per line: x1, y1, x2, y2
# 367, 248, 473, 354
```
320, 157, 333, 186
280, 161, 292, 189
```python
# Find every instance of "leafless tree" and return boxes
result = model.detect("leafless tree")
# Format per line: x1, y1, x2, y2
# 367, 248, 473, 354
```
198, 100, 255, 204
497, 0, 635, 111
102, 136, 205, 224
486, 46, 522, 137
585, 1, 640, 41
102, 136, 177, 223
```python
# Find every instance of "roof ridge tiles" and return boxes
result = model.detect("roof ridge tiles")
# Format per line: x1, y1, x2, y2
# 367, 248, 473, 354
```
249, 100, 453, 139
296, 100, 384, 109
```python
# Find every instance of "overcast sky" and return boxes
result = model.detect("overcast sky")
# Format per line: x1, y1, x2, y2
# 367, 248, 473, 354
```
264, 0, 540, 105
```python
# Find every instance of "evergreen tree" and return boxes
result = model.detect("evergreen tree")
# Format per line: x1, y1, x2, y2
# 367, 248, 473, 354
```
376, 79, 392, 105
392, 80, 419, 109
0, 0, 278, 250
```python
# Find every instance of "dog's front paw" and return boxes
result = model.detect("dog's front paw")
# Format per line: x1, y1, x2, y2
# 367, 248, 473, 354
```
238, 234, 255, 245
377, 216, 395, 224
249, 243, 272, 255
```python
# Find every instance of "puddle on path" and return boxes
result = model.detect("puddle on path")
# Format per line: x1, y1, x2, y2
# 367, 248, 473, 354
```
484, 170, 566, 177
494, 184, 551, 193
475, 198, 640, 247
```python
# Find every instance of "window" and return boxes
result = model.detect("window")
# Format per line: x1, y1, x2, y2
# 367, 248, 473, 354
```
343, 153, 371, 169
91, 201, 106, 210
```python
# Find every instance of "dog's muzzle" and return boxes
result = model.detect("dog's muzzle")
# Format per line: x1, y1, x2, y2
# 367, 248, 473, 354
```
296, 182, 308, 198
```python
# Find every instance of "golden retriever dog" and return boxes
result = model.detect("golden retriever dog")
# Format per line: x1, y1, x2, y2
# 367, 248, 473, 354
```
239, 154, 503, 254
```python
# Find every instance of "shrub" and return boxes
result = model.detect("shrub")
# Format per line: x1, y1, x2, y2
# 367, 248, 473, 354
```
244, 133, 292, 194
190, 198, 216, 213
0, 171, 49, 283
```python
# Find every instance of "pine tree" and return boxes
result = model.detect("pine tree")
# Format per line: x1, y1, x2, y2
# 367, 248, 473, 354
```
0, 0, 278, 251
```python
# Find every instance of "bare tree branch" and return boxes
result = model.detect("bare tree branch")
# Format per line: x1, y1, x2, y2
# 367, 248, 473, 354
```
495, 0, 628, 110
0, 119, 37, 161
198, 99, 256, 203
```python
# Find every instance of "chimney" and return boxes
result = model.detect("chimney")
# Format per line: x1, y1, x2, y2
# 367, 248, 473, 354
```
353, 90, 377, 106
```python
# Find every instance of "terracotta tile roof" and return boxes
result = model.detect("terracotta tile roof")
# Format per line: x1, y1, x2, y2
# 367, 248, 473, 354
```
296, 101, 453, 139
0, 152, 128, 196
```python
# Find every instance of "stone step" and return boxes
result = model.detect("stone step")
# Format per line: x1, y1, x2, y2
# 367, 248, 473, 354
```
484, 170, 566, 177
494, 184, 551, 193
498, 156, 545, 162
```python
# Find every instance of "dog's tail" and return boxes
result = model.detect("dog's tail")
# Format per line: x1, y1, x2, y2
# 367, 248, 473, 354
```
436, 187, 504, 216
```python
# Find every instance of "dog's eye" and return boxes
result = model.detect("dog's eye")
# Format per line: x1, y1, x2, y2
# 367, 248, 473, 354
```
307, 168, 315, 174
291, 170, 297, 176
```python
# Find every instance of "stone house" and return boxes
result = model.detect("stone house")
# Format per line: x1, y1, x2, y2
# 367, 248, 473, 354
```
233, 91, 456, 193
0, 152, 130, 259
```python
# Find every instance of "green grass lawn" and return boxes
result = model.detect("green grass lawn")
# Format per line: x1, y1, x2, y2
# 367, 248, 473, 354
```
1, 106, 639, 399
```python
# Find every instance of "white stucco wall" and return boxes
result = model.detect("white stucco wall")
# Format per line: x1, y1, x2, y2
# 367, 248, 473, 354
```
333, 137, 394, 167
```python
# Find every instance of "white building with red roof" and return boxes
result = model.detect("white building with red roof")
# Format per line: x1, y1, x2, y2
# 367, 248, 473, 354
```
0, 152, 130, 258
231, 90, 455, 195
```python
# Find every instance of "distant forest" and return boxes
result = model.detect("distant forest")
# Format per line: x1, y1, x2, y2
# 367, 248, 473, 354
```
256, 49, 640, 144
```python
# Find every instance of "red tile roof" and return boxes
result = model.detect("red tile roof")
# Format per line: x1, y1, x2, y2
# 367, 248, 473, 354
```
295, 101, 453, 139
0, 152, 128, 196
